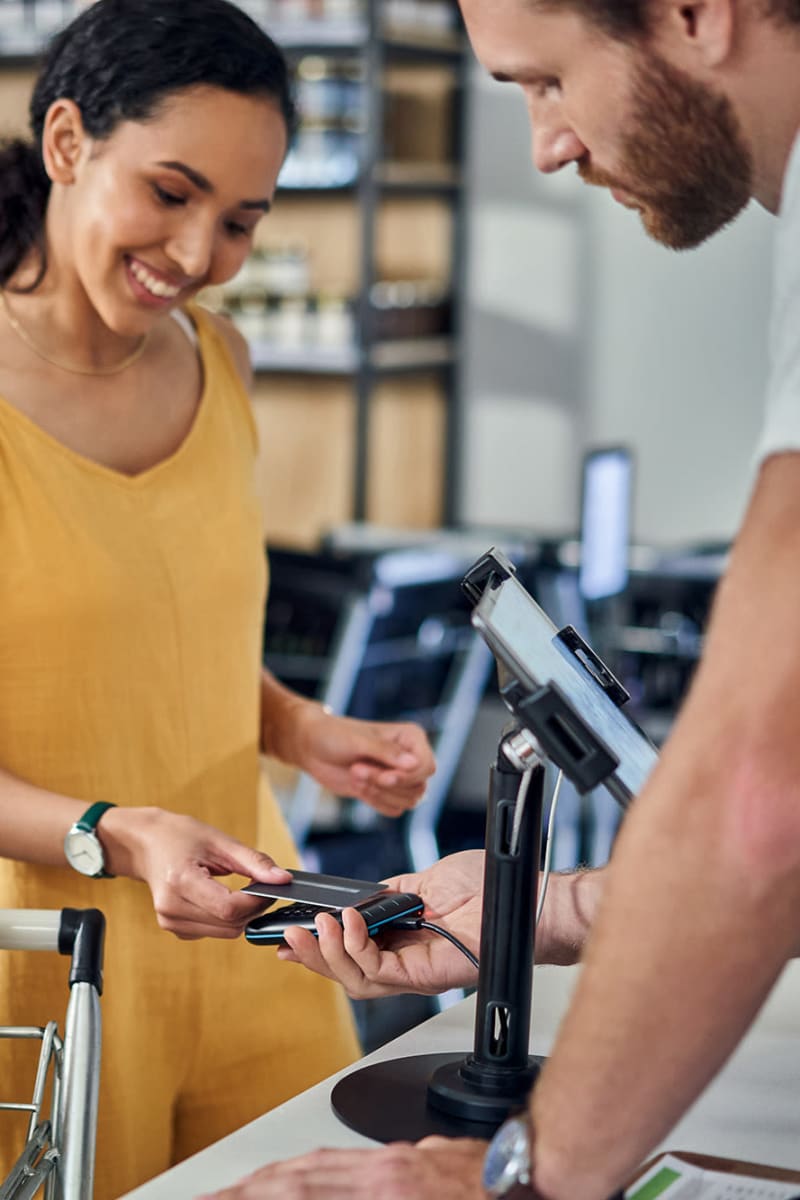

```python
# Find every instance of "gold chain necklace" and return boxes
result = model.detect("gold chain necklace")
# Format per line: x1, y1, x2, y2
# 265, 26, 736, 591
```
0, 289, 149, 377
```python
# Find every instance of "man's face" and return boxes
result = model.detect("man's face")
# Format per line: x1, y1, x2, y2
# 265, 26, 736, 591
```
460, 0, 753, 250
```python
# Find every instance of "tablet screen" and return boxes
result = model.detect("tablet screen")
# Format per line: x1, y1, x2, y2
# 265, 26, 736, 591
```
473, 573, 658, 803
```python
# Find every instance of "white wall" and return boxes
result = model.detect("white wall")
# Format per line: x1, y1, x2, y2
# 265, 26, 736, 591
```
460, 67, 775, 547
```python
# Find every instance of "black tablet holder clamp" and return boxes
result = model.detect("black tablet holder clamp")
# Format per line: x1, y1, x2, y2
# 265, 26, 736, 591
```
330, 549, 632, 1143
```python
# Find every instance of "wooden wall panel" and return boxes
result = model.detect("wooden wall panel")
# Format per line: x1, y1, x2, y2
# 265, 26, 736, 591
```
376, 199, 452, 284
257, 195, 453, 292
251, 375, 355, 548
384, 65, 454, 164
0, 70, 33, 136
367, 375, 446, 528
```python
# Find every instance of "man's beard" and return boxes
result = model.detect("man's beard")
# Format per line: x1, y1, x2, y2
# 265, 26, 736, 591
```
579, 52, 753, 250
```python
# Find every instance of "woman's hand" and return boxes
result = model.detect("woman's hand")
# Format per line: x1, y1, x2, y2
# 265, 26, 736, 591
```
263, 674, 436, 816
277, 851, 485, 996
99, 806, 291, 940
292, 706, 435, 816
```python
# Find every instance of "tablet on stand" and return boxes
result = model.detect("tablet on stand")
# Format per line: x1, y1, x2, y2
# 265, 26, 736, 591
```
331, 548, 659, 1142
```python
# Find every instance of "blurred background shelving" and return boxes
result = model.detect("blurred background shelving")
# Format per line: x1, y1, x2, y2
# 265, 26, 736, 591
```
210, 0, 473, 548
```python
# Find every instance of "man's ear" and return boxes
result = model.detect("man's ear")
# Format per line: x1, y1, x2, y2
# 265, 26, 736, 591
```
41, 99, 89, 185
655, 0, 736, 69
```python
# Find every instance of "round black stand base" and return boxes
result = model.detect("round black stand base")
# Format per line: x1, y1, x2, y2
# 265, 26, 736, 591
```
330, 1052, 546, 1144
427, 1054, 543, 1123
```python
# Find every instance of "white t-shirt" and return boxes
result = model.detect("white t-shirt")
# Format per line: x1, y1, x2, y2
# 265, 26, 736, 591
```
755, 130, 800, 463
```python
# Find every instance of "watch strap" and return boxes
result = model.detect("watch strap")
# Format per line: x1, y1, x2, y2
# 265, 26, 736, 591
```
74, 801, 116, 834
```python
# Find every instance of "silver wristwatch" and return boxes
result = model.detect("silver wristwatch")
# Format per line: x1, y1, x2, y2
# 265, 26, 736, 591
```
483, 1113, 535, 1198
63, 802, 117, 878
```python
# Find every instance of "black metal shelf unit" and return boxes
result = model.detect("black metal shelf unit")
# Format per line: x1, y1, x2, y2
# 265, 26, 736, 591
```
270, 2, 472, 526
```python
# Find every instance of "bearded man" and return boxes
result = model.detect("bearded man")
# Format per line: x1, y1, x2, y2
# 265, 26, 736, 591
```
206, 3, 800, 1198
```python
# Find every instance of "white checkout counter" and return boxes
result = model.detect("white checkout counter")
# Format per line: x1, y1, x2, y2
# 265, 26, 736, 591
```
121, 961, 800, 1199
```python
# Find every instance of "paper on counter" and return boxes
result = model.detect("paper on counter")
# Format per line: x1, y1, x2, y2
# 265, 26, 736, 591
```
626, 1153, 800, 1200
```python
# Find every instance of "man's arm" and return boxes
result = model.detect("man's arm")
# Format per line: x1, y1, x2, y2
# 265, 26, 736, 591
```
530, 451, 800, 1200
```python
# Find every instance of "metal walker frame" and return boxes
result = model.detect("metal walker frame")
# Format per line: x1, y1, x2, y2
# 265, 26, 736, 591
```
0, 909, 105, 1200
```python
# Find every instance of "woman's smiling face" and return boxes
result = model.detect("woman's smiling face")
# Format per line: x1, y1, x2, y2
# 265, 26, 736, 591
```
43, 84, 287, 334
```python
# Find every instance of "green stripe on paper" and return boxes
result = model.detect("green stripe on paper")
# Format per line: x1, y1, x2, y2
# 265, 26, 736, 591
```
627, 1167, 683, 1200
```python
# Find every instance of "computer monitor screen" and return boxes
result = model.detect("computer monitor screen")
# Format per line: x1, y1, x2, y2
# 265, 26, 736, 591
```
578, 446, 633, 602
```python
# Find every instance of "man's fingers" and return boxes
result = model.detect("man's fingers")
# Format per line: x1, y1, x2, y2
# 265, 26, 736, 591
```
279, 927, 337, 981
339, 906, 376, 954
285, 910, 395, 999
314, 911, 379, 995
417, 1136, 488, 1152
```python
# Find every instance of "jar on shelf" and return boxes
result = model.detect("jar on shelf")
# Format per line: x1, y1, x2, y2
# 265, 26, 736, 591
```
222, 250, 261, 301
231, 295, 269, 343
280, 122, 361, 189
296, 55, 365, 125
272, 297, 311, 348
384, 0, 457, 34
314, 294, 355, 350
262, 242, 311, 297
370, 278, 450, 339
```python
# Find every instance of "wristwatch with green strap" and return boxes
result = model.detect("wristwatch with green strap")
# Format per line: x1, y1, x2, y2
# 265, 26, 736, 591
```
63, 801, 117, 879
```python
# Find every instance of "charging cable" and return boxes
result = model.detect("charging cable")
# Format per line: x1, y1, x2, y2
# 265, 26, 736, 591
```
536, 769, 563, 926
392, 918, 479, 970
508, 766, 534, 857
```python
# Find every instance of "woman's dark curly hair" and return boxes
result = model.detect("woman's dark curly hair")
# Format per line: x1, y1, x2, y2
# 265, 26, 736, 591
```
0, 0, 296, 289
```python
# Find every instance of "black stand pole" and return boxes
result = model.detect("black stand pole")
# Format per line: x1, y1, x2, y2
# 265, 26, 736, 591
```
330, 734, 546, 1143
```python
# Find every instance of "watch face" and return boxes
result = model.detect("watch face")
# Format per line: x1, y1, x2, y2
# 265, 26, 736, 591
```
65, 829, 105, 877
482, 1115, 531, 1197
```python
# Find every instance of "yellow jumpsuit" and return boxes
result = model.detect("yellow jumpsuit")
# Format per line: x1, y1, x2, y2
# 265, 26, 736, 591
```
0, 307, 360, 1197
